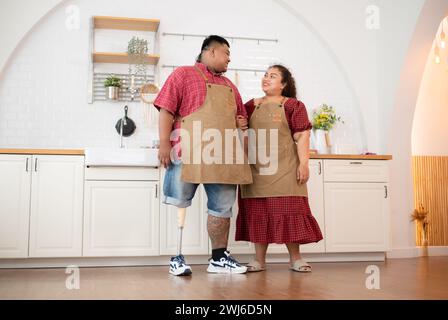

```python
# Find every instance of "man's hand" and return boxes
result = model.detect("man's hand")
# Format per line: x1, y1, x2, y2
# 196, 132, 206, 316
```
236, 115, 248, 130
159, 140, 172, 168
297, 163, 310, 184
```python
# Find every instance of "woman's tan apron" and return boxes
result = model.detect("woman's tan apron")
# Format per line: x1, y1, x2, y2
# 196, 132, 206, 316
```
240, 99, 308, 198
179, 67, 252, 185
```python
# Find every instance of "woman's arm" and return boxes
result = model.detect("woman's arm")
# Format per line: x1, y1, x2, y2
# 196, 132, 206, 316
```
294, 130, 310, 184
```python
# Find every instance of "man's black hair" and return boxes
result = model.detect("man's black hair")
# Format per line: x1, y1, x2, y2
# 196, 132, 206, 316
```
196, 35, 230, 62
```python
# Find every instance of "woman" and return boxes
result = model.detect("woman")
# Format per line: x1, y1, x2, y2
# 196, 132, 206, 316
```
236, 64, 323, 272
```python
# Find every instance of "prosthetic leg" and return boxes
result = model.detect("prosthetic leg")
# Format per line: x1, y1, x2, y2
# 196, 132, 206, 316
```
169, 207, 192, 276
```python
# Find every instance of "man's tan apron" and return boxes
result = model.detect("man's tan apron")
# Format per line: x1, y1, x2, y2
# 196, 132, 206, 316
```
240, 99, 308, 198
179, 67, 252, 184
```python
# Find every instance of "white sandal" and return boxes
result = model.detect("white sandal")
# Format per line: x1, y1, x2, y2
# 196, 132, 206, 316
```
246, 260, 266, 272
290, 259, 312, 273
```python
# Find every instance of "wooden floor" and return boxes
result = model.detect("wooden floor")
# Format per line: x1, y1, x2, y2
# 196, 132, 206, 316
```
0, 257, 447, 299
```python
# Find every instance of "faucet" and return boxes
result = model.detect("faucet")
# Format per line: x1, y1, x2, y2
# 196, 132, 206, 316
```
119, 116, 127, 148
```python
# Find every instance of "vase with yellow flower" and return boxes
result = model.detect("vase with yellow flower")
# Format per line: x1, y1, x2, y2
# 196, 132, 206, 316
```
311, 104, 343, 154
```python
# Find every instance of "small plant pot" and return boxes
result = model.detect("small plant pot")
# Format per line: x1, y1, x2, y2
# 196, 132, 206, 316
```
106, 86, 120, 100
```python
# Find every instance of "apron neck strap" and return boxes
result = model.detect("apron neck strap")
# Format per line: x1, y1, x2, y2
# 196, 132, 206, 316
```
257, 96, 288, 107
194, 65, 232, 88
281, 97, 288, 106
194, 66, 209, 83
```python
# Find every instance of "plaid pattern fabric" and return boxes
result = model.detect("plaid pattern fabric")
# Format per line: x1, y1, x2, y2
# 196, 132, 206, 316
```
236, 190, 323, 244
235, 98, 322, 244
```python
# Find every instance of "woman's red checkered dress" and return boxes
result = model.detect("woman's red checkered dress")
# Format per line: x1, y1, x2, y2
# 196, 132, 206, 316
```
235, 98, 323, 244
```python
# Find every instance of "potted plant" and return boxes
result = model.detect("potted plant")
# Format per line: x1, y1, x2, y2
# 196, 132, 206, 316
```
311, 104, 343, 154
127, 36, 148, 62
104, 74, 121, 100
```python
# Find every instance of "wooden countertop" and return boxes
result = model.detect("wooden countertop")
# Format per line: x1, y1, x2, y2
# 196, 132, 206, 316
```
0, 148, 85, 155
310, 154, 392, 160
0, 148, 391, 160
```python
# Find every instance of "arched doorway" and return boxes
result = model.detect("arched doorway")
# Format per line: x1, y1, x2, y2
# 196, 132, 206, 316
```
387, 0, 448, 257
412, 16, 448, 247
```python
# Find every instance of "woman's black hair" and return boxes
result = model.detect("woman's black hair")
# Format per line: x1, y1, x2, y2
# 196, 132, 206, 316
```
269, 64, 297, 98
196, 35, 230, 62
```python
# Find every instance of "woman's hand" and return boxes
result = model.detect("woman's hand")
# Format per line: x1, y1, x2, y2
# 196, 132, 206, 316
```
158, 140, 172, 168
236, 115, 248, 130
297, 163, 309, 184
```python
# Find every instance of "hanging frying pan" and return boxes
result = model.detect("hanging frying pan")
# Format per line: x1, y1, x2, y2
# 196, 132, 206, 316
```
115, 105, 136, 137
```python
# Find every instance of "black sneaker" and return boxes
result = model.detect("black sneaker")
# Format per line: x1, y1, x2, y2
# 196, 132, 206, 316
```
207, 251, 247, 274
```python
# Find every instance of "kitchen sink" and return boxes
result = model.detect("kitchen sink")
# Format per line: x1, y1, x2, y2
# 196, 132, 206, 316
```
85, 147, 160, 167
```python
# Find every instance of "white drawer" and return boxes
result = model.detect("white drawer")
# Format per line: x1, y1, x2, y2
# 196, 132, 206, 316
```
323, 160, 389, 182
85, 166, 160, 181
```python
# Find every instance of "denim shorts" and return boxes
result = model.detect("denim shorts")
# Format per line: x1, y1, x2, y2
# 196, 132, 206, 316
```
162, 160, 236, 218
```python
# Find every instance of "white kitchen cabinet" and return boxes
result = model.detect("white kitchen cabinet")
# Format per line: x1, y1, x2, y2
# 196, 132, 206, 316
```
0, 155, 32, 258
299, 159, 325, 253
28, 155, 84, 257
83, 167, 159, 257
0, 154, 84, 259
323, 159, 390, 253
159, 169, 209, 256
323, 159, 389, 183
1, 153, 392, 265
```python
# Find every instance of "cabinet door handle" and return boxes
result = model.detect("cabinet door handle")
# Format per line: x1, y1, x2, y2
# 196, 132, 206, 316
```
155, 184, 158, 198
350, 161, 363, 165
25, 158, 29, 172
34, 158, 38, 172
384, 186, 388, 198
318, 162, 322, 175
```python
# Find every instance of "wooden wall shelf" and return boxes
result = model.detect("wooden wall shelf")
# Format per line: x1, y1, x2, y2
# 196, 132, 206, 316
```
88, 15, 160, 103
93, 16, 159, 32
93, 52, 160, 65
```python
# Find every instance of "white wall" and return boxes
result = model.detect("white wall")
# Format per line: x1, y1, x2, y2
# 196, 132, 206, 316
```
0, 0, 65, 75
412, 20, 448, 156
376, 0, 426, 152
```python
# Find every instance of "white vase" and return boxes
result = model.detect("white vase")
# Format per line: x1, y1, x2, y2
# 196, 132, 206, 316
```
314, 129, 331, 154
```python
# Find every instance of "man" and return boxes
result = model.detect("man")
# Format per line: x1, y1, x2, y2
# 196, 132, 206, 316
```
154, 35, 252, 276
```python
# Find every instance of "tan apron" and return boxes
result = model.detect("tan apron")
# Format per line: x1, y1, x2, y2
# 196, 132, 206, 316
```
240, 99, 308, 198
179, 67, 252, 185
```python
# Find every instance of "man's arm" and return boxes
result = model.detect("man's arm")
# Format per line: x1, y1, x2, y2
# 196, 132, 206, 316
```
159, 109, 174, 168
153, 68, 184, 168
